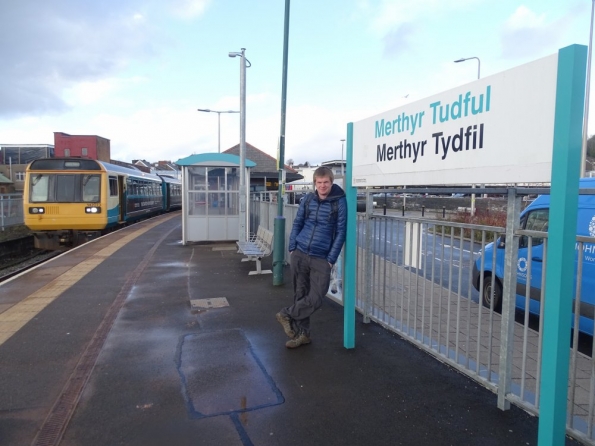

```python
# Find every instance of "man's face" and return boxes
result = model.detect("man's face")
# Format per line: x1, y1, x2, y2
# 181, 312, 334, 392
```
315, 176, 332, 199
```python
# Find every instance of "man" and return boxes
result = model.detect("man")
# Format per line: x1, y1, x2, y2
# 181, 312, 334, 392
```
276, 166, 347, 348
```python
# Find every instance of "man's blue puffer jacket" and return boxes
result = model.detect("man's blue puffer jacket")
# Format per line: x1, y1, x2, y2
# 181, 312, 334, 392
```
289, 183, 347, 265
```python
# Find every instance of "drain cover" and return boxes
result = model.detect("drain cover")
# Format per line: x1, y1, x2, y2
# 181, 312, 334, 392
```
190, 298, 229, 309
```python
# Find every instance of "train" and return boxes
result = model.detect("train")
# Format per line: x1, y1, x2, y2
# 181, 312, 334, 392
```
23, 158, 181, 249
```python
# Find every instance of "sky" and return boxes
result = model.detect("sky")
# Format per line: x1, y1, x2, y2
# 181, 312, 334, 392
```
0, 0, 592, 166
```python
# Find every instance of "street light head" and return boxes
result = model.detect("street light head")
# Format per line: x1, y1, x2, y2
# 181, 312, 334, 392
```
229, 52, 241, 58
197, 108, 211, 112
454, 58, 466, 63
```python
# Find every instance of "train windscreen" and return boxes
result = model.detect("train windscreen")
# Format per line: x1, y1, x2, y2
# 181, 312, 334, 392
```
30, 173, 101, 203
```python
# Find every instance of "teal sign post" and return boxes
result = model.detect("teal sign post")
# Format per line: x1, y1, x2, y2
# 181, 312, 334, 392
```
538, 44, 587, 446
343, 123, 356, 349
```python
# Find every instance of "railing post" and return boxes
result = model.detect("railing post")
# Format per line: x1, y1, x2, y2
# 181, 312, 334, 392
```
497, 188, 522, 410
1, 196, 5, 231
364, 192, 374, 323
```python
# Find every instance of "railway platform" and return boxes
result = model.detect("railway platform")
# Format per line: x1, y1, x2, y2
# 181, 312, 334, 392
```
0, 213, 580, 445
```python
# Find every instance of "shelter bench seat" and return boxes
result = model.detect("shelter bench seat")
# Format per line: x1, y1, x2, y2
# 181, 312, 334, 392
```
236, 226, 274, 275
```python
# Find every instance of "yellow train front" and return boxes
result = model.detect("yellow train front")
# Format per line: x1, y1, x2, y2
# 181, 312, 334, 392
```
24, 158, 166, 250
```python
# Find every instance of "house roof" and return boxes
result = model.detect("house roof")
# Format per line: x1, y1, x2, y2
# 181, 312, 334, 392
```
0, 173, 13, 183
223, 143, 302, 181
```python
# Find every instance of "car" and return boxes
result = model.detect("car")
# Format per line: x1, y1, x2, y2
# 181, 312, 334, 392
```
472, 177, 595, 335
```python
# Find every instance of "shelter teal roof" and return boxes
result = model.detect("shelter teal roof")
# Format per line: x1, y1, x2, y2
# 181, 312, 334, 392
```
176, 153, 256, 167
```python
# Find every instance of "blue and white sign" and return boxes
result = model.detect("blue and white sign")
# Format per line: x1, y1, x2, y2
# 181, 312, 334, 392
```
352, 53, 559, 186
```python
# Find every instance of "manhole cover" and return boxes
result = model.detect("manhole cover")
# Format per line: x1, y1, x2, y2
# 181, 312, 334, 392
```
190, 298, 229, 309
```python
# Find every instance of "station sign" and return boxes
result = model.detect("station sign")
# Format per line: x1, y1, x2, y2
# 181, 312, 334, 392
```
352, 53, 559, 186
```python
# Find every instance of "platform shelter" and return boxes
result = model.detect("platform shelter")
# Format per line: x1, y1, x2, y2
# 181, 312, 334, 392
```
176, 153, 255, 243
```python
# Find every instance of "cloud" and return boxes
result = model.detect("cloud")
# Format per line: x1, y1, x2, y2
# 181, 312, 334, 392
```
383, 23, 415, 58
0, 1, 158, 118
500, 6, 568, 59
169, 0, 211, 19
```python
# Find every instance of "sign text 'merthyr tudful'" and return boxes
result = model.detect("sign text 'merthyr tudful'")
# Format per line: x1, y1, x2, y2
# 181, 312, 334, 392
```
375, 85, 491, 164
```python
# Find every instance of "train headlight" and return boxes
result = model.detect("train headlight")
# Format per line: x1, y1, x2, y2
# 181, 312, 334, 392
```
29, 207, 45, 214
85, 206, 101, 214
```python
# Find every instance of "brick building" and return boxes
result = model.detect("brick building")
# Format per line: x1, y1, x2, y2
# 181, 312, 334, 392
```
53, 132, 111, 161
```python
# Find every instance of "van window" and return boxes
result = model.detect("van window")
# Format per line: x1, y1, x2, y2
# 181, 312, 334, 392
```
521, 208, 549, 247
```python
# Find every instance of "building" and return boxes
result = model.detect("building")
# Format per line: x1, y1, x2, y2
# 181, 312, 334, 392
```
320, 159, 346, 180
53, 132, 110, 162
223, 143, 302, 192
0, 144, 54, 192
0, 172, 13, 194
131, 159, 152, 173
152, 160, 181, 179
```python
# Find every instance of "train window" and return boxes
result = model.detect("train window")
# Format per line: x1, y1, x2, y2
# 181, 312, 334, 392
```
56, 175, 76, 202
109, 177, 118, 196
30, 174, 49, 202
82, 175, 100, 202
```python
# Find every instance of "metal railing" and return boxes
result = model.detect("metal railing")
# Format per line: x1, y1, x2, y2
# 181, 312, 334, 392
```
249, 189, 595, 444
0, 194, 24, 230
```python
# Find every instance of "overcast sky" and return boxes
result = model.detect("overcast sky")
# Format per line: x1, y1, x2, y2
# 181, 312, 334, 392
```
0, 0, 591, 165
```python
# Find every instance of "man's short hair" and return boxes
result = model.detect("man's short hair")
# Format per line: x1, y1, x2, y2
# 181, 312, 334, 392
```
313, 166, 334, 183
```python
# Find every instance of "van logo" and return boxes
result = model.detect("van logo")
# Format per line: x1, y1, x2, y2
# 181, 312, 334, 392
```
517, 257, 528, 273
589, 216, 595, 237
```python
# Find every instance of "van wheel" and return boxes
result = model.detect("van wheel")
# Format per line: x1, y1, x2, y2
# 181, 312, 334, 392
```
482, 276, 502, 312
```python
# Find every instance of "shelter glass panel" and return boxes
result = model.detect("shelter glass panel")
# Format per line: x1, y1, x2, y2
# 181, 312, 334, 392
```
207, 167, 225, 191
188, 191, 206, 215
226, 167, 239, 191
189, 166, 207, 191
208, 192, 226, 215
227, 192, 239, 215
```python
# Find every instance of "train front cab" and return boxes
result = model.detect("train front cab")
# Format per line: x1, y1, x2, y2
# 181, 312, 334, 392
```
24, 159, 113, 250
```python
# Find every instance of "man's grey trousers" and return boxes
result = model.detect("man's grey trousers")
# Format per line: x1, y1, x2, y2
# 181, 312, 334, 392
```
281, 249, 331, 337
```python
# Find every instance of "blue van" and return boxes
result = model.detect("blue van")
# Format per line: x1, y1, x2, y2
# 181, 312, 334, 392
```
472, 177, 595, 335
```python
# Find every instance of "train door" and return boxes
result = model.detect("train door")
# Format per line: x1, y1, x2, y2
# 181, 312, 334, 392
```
118, 175, 125, 222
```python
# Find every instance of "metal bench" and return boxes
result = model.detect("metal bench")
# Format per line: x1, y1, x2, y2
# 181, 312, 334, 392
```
236, 226, 274, 275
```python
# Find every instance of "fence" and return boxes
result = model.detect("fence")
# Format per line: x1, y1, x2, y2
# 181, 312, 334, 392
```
251, 189, 595, 445
0, 194, 24, 230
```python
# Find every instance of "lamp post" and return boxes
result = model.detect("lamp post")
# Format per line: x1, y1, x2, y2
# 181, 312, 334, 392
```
340, 139, 346, 178
229, 48, 251, 242
197, 109, 240, 153
273, 0, 291, 286
454, 56, 481, 80
454, 57, 481, 216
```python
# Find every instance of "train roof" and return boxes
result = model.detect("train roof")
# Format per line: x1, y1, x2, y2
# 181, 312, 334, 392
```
157, 174, 181, 184
27, 158, 163, 181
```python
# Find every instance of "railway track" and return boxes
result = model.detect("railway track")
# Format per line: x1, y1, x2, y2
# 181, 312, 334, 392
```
0, 237, 65, 283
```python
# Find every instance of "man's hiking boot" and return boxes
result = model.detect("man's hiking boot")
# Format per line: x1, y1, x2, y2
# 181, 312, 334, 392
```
276, 313, 295, 338
285, 333, 311, 349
